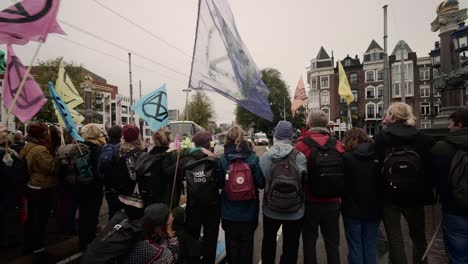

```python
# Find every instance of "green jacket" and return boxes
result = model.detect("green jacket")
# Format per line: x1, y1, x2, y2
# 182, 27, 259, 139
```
20, 142, 59, 189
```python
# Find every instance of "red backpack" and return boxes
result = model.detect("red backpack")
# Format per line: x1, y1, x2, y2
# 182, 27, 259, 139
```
224, 159, 256, 201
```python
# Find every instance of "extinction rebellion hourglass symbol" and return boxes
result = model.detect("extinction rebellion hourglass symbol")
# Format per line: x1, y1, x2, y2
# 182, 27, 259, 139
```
142, 90, 168, 122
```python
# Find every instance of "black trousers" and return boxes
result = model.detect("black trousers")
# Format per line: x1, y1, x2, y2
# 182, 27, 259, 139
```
185, 206, 220, 264
77, 182, 103, 250
302, 201, 341, 264
104, 189, 122, 221
23, 187, 56, 254
222, 219, 257, 264
261, 215, 303, 264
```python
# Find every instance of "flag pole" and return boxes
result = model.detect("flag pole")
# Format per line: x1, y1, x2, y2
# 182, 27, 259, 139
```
5, 40, 44, 124
347, 104, 352, 130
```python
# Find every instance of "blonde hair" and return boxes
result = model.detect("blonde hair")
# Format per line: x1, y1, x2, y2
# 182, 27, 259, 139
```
81, 123, 103, 140
152, 129, 169, 147
385, 102, 416, 126
226, 126, 251, 151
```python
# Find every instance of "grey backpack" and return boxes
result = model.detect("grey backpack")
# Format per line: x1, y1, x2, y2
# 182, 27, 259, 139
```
265, 149, 303, 213
449, 147, 468, 212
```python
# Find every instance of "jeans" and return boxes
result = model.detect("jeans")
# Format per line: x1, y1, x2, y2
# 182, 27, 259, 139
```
261, 215, 303, 264
23, 187, 56, 254
302, 201, 341, 264
77, 182, 103, 250
443, 212, 468, 264
185, 206, 220, 264
222, 219, 257, 264
343, 217, 379, 264
382, 204, 427, 264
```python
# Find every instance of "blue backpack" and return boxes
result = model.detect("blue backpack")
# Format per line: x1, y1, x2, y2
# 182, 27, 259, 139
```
98, 143, 120, 188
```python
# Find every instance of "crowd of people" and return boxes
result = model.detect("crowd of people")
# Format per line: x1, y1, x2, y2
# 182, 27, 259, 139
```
0, 102, 467, 264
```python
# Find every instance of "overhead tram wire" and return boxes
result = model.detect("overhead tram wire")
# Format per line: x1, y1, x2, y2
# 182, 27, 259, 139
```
53, 35, 188, 86
58, 19, 190, 78
91, 0, 193, 60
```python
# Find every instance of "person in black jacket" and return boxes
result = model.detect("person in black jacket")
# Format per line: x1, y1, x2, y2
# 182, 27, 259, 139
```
374, 102, 434, 264
342, 128, 381, 264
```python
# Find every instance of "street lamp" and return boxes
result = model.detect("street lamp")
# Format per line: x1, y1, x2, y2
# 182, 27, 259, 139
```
429, 41, 441, 68
452, 22, 468, 53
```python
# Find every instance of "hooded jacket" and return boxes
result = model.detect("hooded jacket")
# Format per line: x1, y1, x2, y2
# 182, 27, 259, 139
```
432, 128, 468, 216
218, 142, 265, 222
260, 140, 307, 221
295, 128, 345, 203
341, 143, 382, 221
21, 142, 59, 189
374, 122, 435, 207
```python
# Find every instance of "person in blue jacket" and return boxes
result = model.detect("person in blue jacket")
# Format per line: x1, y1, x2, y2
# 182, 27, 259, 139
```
218, 126, 265, 264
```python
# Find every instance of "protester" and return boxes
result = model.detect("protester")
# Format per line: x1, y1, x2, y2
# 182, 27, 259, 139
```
98, 125, 123, 220
375, 102, 434, 264
20, 122, 59, 254
342, 128, 382, 264
116, 203, 179, 264
115, 125, 146, 219
49, 125, 62, 152
295, 111, 344, 264
184, 130, 220, 264
260, 121, 307, 264
11, 130, 25, 153
218, 126, 265, 264
432, 108, 468, 264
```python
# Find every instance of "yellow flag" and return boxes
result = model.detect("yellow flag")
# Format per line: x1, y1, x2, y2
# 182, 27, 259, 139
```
338, 61, 354, 105
54, 61, 85, 125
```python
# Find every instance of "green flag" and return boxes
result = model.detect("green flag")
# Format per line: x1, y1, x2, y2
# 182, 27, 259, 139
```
0, 50, 5, 74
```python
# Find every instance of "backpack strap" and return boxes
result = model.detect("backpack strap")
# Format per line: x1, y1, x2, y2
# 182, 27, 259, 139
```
302, 137, 328, 151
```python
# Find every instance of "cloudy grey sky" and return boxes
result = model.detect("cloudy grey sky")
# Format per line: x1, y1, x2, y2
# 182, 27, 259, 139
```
1, 0, 466, 124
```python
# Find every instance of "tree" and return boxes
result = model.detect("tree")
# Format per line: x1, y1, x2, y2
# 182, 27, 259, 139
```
187, 91, 214, 129
235, 68, 306, 135
31, 57, 85, 122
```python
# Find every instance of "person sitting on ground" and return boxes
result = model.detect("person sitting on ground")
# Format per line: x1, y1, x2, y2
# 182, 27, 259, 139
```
117, 203, 180, 264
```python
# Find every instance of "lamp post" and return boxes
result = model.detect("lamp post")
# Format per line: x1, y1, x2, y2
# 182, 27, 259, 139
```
430, 0, 468, 128
182, 88, 192, 121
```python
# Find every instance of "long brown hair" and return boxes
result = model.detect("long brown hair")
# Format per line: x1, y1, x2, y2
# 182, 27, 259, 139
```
343, 127, 374, 151
226, 126, 252, 151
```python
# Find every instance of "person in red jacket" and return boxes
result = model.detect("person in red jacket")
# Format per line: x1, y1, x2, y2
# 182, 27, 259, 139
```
295, 111, 344, 264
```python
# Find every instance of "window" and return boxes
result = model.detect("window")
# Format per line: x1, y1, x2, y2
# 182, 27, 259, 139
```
433, 86, 441, 97
311, 77, 317, 90
366, 86, 375, 99
421, 120, 431, 129
377, 103, 384, 118
377, 85, 384, 98
405, 82, 414, 96
352, 90, 358, 101
369, 52, 382, 61
122, 106, 128, 114
321, 91, 330, 105
377, 70, 384, 81
344, 59, 352, 67
420, 85, 430, 97
321, 76, 329, 89
393, 83, 401, 97
396, 49, 408, 61
366, 71, 375, 83
434, 104, 440, 115
420, 102, 431, 115
420, 67, 430, 81
350, 74, 358, 84
366, 103, 376, 119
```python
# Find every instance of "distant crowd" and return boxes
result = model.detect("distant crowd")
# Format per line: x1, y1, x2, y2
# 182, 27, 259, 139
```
0, 102, 467, 264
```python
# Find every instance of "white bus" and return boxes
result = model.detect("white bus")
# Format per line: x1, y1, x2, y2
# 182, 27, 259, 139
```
168, 121, 204, 138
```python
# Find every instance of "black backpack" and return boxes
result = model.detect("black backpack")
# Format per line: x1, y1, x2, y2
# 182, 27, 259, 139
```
135, 152, 170, 206
448, 146, 468, 212
81, 210, 142, 264
184, 156, 219, 208
302, 137, 345, 198
382, 145, 423, 200
114, 149, 144, 197
265, 149, 302, 213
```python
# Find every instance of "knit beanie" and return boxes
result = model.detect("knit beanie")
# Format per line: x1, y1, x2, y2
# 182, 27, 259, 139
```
123, 125, 140, 142
192, 131, 212, 149
143, 203, 170, 226
274, 121, 293, 140
26, 122, 48, 139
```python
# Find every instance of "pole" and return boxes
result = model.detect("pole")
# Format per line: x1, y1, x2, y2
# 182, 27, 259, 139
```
138, 80, 143, 138
128, 53, 134, 124
283, 98, 286, 121
139, 80, 142, 99
400, 41, 406, 103
383, 5, 390, 111
183, 88, 191, 120
347, 104, 352, 130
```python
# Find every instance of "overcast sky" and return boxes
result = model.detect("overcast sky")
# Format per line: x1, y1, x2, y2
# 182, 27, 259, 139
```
1, 0, 467, 124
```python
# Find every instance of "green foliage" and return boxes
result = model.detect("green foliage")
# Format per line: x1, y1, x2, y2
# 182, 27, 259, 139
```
187, 91, 214, 129
235, 68, 306, 134
32, 58, 85, 122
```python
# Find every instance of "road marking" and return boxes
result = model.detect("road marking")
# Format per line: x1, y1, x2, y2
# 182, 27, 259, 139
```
258, 225, 283, 264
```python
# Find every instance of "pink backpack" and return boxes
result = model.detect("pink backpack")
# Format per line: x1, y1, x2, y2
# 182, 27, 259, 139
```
224, 159, 256, 201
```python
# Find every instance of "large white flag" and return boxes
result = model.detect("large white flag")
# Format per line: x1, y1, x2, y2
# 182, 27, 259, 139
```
189, 0, 273, 121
